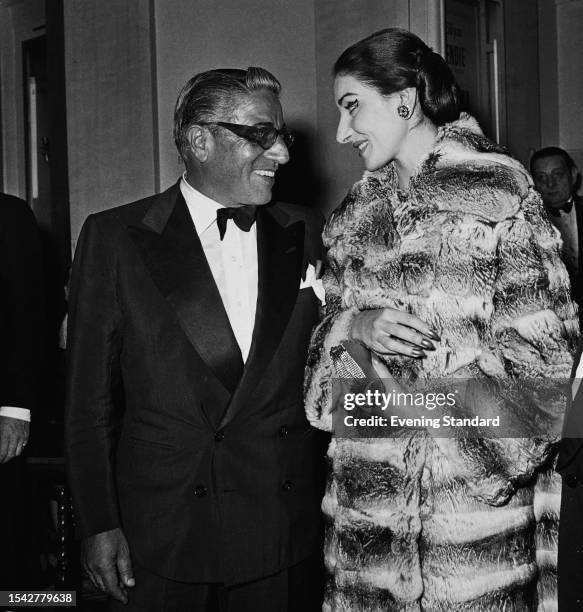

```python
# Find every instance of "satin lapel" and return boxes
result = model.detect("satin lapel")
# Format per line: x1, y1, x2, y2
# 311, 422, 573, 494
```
127, 187, 243, 395
557, 200, 583, 467
219, 206, 304, 427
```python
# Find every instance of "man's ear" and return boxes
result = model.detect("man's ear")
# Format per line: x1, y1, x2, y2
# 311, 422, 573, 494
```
571, 165, 579, 186
186, 125, 212, 163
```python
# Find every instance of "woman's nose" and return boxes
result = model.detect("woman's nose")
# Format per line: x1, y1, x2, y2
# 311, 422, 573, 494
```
336, 114, 353, 144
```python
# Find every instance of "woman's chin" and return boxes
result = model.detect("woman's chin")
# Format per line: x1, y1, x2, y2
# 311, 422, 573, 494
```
363, 159, 385, 172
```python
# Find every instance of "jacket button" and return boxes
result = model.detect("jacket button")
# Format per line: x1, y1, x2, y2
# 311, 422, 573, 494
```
282, 479, 293, 492
214, 430, 225, 442
194, 485, 208, 497
566, 474, 579, 488
279, 425, 289, 437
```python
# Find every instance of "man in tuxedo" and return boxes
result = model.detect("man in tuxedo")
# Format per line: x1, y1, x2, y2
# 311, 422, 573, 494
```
0, 193, 44, 588
66, 67, 325, 611
531, 147, 583, 308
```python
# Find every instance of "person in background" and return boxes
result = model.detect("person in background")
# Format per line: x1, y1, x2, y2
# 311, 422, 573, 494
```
557, 332, 583, 610
546, 150, 583, 609
531, 146, 583, 311
0, 193, 45, 588
305, 28, 576, 611
66, 67, 326, 611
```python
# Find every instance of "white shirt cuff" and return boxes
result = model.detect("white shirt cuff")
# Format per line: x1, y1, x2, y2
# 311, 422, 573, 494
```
0, 407, 31, 422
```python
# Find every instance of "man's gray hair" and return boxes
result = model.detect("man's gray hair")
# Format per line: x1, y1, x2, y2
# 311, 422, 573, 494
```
173, 67, 282, 160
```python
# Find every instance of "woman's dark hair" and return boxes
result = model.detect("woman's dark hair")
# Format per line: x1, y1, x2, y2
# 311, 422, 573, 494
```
334, 28, 460, 126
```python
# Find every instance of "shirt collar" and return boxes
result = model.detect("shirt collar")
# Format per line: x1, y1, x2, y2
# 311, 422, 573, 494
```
180, 173, 223, 234
547, 196, 576, 218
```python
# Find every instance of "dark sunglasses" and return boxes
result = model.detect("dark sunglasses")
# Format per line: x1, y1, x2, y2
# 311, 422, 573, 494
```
200, 121, 294, 150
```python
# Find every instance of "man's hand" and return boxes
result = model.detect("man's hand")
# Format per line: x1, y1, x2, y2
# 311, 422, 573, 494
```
82, 528, 135, 603
0, 416, 29, 463
350, 308, 440, 357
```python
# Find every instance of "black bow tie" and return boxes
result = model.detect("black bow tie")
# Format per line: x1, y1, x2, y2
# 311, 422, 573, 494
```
549, 200, 574, 217
216, 206, 257, 240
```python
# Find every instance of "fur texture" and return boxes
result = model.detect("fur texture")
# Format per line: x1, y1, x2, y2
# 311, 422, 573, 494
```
305, 115, 577, 611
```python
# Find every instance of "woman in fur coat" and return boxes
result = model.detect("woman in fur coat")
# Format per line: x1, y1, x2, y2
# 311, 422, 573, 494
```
305, 28, 578, 611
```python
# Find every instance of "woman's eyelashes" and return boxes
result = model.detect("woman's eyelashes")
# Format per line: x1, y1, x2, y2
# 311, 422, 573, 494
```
345, 99, 359, 115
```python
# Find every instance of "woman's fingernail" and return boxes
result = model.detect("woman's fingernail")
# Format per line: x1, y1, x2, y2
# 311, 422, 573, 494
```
421, 339, 435, 350
429, 329, 441, 341
411, 349, 426, 358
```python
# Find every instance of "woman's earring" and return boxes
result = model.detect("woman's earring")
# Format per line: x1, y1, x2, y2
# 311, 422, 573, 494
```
397, 104, 410, 119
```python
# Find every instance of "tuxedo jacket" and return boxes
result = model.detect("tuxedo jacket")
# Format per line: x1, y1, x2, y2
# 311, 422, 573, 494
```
556, 197, 583, 475
65, 182, 327, 585
0, 194, 44, 412
558, 337, 583, 478
556, 200, 583, 499
554, 195, 583, 310
557, 336, 583, 609
572, 196, 583, 308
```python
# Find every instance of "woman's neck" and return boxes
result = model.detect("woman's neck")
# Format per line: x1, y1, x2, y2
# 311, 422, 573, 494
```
394, 120, 438, 190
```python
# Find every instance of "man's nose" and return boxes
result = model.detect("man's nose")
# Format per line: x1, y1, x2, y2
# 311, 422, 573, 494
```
336, 114, 353, 144
264, 138, 289, 165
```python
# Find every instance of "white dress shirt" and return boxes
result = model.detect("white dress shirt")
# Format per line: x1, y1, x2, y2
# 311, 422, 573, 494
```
549, 199, 579, 277
181, 175, 258, 361
0, 406, 30, 421
573, 359, 583, 400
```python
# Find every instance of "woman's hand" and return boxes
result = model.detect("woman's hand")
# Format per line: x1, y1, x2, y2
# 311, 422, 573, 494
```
350, 308, 439, 357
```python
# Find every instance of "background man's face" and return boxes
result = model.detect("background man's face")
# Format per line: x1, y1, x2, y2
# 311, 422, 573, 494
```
531, 155, 577, 209
201, 90, 289, 206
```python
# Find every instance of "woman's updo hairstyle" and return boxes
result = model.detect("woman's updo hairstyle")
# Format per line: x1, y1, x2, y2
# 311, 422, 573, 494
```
334, 28, 460, 126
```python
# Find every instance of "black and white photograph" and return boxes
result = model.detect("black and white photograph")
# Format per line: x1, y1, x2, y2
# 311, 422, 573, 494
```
1, 0, 582, 610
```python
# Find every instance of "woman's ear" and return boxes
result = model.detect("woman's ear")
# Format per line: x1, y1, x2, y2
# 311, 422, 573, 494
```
398, 87, 417, 110
397, 87, 422, 122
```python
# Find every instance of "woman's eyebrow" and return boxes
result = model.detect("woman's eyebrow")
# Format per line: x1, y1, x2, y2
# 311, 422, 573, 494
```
337, 92, 356, 106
